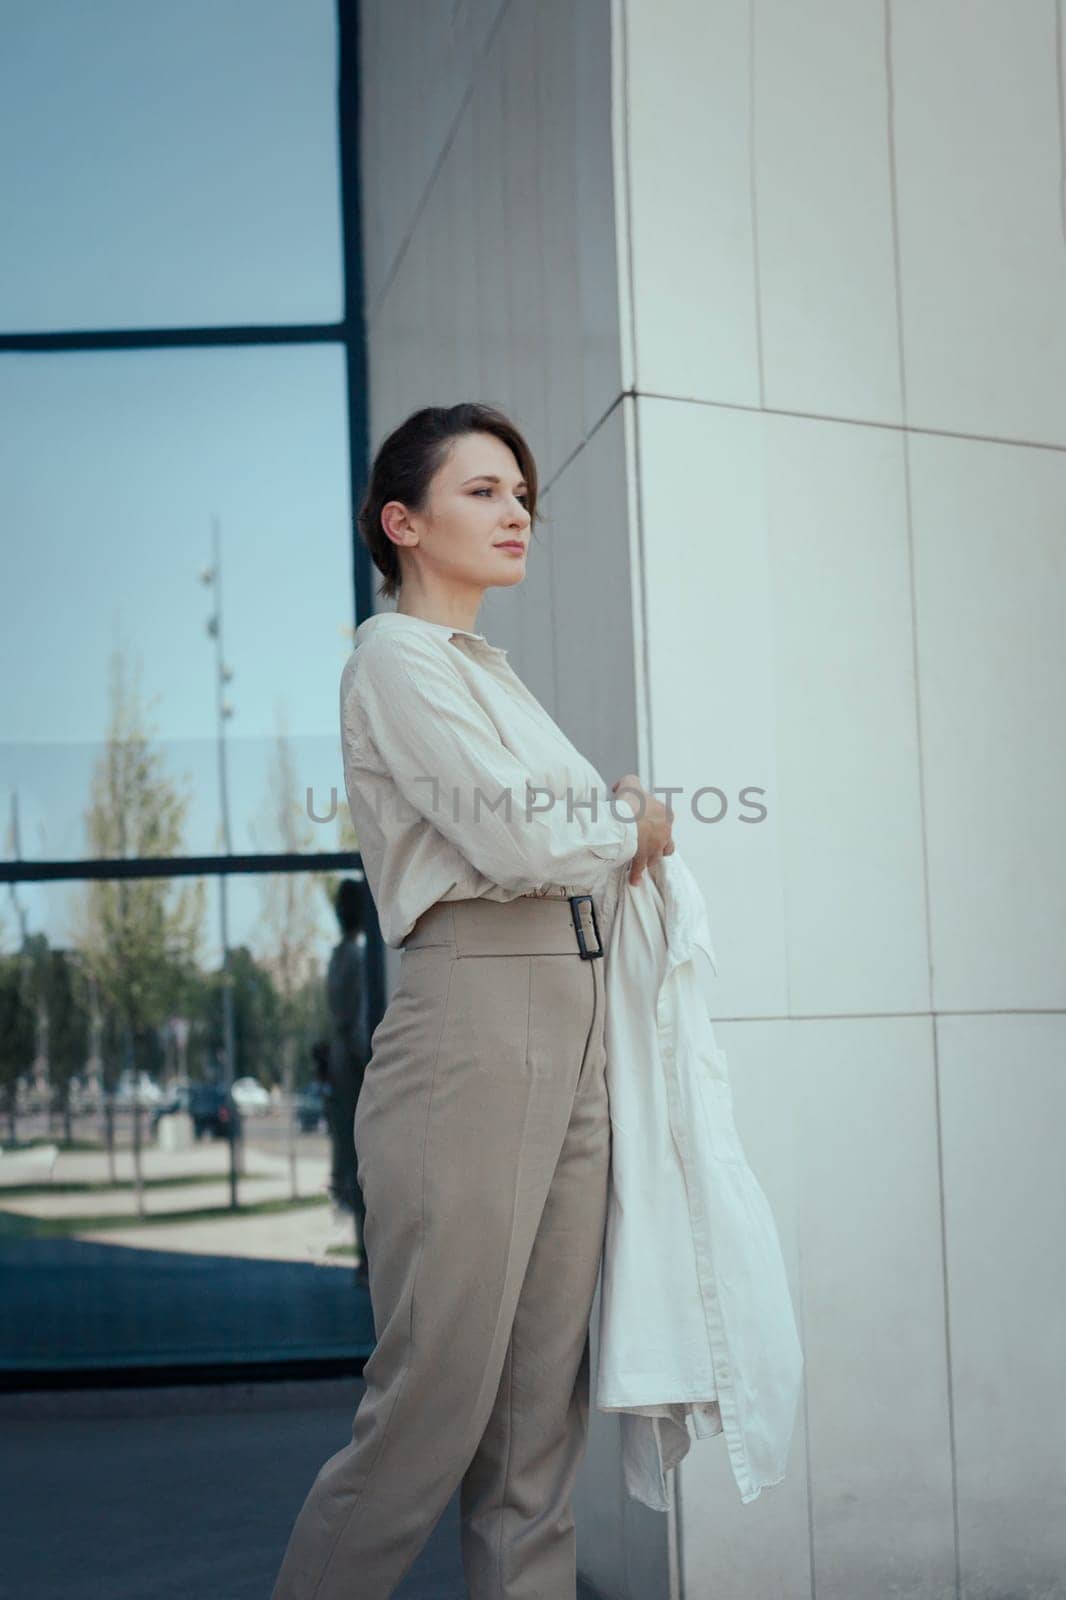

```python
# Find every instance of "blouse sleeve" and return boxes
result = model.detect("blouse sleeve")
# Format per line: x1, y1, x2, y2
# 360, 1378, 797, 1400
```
345, 635, 639, 894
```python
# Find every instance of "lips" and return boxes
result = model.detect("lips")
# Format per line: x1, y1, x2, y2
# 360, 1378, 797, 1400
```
495, 542, 525, 552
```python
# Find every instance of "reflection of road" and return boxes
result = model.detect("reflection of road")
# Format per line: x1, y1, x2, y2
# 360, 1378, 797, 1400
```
1, 1120, 375, 1373
240, 1112, 332, 1161
12, 1104, 333, 1155
0, 1128, 357, 1269
1, 1135, 374, 1371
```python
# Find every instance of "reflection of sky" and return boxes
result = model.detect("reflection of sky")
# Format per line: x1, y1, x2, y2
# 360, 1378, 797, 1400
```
0, 0, 341, 332
0, 1, 362, 962
1, 346, 359, 962
2, 346, 355, 751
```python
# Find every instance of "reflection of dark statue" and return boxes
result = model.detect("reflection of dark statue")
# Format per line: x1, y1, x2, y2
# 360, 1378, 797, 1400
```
325, 877, 372, 1276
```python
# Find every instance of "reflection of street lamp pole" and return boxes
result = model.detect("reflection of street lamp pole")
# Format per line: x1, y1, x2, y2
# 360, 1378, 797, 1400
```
200, 515, 241, 1209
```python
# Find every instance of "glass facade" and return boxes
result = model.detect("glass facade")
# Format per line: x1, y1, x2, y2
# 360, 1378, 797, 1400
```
0, 0, 374, 1379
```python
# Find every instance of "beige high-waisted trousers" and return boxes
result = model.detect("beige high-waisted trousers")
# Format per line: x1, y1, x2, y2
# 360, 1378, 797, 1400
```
271, 890, 611, 1600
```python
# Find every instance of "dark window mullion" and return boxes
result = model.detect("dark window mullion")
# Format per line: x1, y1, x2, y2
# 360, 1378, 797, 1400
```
0, 322, 347, 353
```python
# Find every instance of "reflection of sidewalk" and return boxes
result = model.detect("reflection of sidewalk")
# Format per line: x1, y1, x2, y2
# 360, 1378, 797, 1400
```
74, 1191, 361, 1268
7, 1138, 327, 1190
0, 1141, 357, 1268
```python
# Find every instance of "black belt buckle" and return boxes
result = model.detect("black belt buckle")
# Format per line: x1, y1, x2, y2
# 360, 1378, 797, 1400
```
568, 894, 603, 959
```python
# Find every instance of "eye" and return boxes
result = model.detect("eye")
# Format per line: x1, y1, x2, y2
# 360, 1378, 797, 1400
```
472, 486, 530, 507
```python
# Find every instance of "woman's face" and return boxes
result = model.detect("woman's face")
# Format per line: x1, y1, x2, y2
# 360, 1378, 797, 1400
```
383, 430, 532, 595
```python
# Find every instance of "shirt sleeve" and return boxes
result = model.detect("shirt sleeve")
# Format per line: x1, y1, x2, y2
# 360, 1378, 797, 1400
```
346, 635, 639, 894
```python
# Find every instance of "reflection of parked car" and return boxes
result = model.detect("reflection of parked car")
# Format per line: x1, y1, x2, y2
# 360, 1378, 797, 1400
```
115, 1070, 165, 1107
189, 1085, 242, 1141
295, 1080, 328, 1133
153, 1084, 241, 1142
231, 1076, 271, 1113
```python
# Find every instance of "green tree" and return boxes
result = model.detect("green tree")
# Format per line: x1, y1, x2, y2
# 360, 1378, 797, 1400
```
0, 953, 35, 1145
196, 943, 283, 1087
69, 647, 205, 1203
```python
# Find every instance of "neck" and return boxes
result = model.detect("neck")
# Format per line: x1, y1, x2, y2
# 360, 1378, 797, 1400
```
394, 591, 483, 634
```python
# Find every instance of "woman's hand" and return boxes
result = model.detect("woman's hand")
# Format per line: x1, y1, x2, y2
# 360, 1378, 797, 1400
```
611, 772, 675, 886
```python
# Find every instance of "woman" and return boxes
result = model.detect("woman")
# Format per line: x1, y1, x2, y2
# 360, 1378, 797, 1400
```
272, 402, 673, 1600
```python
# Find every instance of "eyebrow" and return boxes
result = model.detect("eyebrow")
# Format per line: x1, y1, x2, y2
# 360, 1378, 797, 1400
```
460, 474, 529, 490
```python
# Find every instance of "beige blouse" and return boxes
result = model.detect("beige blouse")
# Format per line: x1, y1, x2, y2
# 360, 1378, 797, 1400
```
338, 610, 640, 948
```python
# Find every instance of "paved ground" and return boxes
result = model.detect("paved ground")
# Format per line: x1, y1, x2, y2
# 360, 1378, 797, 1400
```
0, 1378, 606, 1600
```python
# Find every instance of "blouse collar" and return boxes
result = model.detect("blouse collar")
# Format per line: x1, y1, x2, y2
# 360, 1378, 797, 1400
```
354, 610, 509, 658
